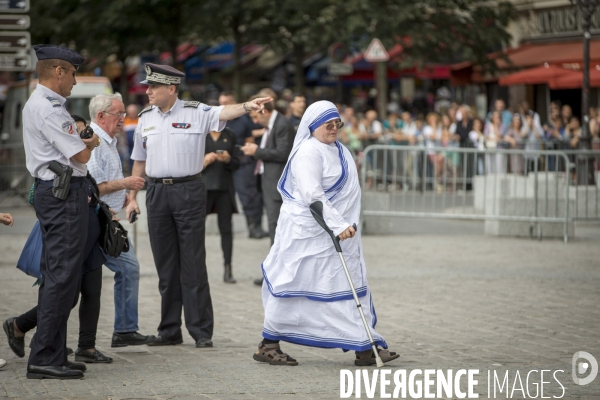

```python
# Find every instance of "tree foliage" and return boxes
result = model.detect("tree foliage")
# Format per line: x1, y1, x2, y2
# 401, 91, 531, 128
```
29, 0, 516, 95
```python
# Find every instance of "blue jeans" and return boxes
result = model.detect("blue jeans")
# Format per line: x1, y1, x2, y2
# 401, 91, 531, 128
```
102, 238, 140, 333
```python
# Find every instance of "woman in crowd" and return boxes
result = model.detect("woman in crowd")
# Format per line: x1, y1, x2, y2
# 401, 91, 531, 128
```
504, 113, 526, 174
423, 112, 442, 191
483, 111, 507, 174
254, 100, 399, 367
523, 112, 544, 175
468, 119, 485, 175
203, 127, 241, 283
339, 115, 363, 156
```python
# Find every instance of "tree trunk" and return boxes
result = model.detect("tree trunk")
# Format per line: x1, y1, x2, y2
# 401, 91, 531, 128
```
293, 44, 305, 94
170, 40, 179, 67
232, 19, 243, 101
119, 53, 129, 103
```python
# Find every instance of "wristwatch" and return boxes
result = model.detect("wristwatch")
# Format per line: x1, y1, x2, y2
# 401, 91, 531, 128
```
95, 137, 101, 147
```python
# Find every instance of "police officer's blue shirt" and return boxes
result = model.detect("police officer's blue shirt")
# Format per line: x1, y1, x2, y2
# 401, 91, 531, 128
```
87, 122, 126, 213
23, 83, 87, 180
131, 99, 225, 178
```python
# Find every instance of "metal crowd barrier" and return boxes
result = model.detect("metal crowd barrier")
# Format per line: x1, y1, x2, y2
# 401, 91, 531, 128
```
0, 144, 32, 204
359, 145, 600, 243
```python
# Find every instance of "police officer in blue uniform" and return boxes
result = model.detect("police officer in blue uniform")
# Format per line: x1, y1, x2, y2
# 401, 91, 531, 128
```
23, 45, 101, 379
127, 63, 271, 348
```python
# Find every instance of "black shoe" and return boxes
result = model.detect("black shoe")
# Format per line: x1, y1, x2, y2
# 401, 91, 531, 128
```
74, 348, 113, 364
253, 277, 264, 286
64, 360, 86, 372
249, 226, 269, 239
66, 347, 73, 356
247, 217, 269, 239
147, 335, 183, 346
26, 365, 83, 380
195, 337, 213, 348
3, 317, 25, 358
111, 332, 156, 348
223, 264, 236, 284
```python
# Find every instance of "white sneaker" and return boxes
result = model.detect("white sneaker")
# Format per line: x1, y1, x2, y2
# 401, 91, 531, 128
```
0, 359, 6, 368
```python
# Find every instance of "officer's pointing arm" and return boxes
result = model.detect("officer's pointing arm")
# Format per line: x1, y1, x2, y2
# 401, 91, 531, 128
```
219, 97, 273, 121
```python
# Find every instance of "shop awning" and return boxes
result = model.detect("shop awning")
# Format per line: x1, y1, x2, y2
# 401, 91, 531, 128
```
549, 65, 600, 89
498, 64, 581, 86
451, 39, 600, 85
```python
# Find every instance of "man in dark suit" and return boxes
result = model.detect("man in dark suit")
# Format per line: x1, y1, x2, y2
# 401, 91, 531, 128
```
241, 96, 295, 285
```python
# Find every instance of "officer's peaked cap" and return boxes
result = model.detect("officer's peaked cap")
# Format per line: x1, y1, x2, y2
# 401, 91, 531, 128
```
141, 63, 185, 85
33, 44, 85, 69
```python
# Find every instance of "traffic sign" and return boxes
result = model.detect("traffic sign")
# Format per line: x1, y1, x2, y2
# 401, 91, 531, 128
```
364, 38, 389, 63
0, 15, 29, 29
0, 31, 29, 51
0, 53, 30, 70
328, 62, 353, 76
0, 0, 29, 13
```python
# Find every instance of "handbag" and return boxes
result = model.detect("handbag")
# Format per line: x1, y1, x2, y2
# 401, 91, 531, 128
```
16, 220, 43, 279
85, 176, 129, 258
93, 192, 130, 258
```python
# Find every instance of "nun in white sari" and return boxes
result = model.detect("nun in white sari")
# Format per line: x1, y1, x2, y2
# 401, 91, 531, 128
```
254, 101, 399, 366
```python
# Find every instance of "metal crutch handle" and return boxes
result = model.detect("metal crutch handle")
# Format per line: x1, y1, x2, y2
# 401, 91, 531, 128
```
309, 201, 384, 367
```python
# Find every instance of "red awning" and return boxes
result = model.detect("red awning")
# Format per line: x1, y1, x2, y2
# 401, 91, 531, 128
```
495, 40, 600, 69
549, 65, 600, 89
498, 64, 581, 86
451, 39, 600, 85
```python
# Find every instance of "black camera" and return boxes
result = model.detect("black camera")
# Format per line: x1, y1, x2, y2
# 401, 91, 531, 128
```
80, 125, 94, 139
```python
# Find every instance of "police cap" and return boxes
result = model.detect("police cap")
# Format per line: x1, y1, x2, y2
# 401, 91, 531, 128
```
141, 63, 185, 85
33, 44, 85, 70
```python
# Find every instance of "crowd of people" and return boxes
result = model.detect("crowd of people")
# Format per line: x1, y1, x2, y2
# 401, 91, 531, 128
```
329, 98, 599, 192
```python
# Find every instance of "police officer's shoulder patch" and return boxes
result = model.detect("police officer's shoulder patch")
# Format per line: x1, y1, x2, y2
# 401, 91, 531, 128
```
138, 105, 154, 117
46, 96, 61, 107
183, 101, 200, 108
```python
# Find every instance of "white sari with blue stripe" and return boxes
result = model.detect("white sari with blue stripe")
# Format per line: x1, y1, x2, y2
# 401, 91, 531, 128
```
260, 101, 387, 352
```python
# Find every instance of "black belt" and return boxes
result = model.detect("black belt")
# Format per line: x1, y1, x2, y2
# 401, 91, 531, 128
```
147, 173, 201, 185
35, 177, 85, 188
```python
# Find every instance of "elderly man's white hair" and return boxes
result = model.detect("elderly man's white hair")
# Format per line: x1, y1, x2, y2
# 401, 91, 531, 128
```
89, 93, 123, 122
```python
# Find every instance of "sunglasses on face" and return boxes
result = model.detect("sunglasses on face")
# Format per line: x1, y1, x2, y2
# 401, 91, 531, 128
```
324, 120, 344, 130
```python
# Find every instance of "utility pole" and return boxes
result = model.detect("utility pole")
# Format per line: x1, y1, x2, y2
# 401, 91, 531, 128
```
572, 0, 599, 185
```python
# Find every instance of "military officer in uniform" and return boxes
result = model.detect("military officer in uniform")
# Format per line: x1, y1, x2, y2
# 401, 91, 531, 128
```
23, 45, 100, 379
127, 63, 271, 348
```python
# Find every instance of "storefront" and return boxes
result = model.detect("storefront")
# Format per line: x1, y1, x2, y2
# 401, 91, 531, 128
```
451, 0, 600, 120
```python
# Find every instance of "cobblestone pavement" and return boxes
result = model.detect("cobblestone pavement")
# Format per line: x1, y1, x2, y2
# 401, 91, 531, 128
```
0, 206, 598, 399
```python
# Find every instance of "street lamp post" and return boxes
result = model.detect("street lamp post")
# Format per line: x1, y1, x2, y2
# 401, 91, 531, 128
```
572, 0, 599, 185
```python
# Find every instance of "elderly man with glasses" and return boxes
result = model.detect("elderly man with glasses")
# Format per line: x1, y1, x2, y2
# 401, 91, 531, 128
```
86, 94, 156, 354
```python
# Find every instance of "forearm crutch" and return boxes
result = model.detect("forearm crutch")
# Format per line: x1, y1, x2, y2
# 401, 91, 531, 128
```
309, 201, 384, 367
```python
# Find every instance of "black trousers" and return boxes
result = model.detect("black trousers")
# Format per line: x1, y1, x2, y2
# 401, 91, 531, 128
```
15, 267, 102, 350
233, 161, 264, 220
147, 178, 213, 341
261, 178, 283, 246
29, 180, 89, 366
206, 190, 233, 265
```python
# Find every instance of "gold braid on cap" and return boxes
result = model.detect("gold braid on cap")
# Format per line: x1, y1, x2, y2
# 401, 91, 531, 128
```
145, 65, 182, 85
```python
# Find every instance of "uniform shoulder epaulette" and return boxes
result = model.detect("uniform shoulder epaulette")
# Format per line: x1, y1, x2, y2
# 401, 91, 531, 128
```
45, 96, 61, 107
183, 101, 200, 108
138, 105, 154, 117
